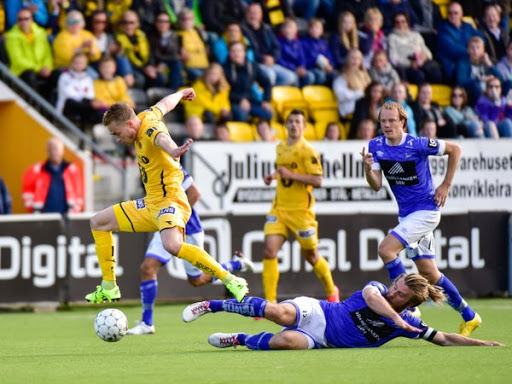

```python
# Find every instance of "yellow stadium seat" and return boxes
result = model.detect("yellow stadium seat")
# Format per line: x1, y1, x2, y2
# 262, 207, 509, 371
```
270, 121, 287, 140
226, 121, 256, 142
304, 122, 318, 141
462, 16, 477, 28
271, 86, 309, 122
302, 85, 339, 123
430, 84, 453, 107
408, 84, 418, 101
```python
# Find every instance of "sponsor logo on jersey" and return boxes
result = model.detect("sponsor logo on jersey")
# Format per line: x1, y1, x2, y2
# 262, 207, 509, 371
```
265, 215, 277, 223
135, 199, 146, 209
312, 156, 318, 164
388, 162, 405, 175
298, 228, 315, 238
146, 128, 155, 137
380, 160, 418, 186
428, 139, 438, 148
377, 151, 384, 157
141, 156, 149, 164
157, 206, 176, 217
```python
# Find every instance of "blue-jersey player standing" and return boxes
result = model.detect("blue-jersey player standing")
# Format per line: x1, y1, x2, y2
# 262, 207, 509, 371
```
127, 167, 254, 335
360, 100, 480, 337
181, 273, 502, 349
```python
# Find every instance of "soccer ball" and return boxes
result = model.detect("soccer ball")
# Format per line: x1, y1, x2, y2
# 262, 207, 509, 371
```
94, 308, 128, 342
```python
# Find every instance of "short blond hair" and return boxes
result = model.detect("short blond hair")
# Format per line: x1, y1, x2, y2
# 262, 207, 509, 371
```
102, 102, 136, 126
378, 101, 408, 125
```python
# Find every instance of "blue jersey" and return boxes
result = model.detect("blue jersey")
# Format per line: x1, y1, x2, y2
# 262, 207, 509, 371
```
319, 282, 432, 348
182, 169, 203, 235
368, 134, 446, 217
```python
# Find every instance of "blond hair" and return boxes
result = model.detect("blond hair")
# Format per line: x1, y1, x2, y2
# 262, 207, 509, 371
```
202, 63, 230, 93
398, 273, 446, 308
102, 102, 136, 126
378, 100, 408, 125
364, 7, 383, 29
338, 11, 358, 50
342, 49, 371, 91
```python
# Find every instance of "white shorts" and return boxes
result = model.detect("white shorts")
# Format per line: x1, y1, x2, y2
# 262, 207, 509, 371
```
281, 296, 328, 349
391, 210, 441, 260
145, 231, 205, 278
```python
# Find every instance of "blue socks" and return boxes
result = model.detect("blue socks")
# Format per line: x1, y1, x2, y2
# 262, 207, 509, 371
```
436, 274, 475, 321
385, 258, 406, 280
140, 279, 158, 326
208, 297, 268, 318
243, 332, 273, 350
211, 260, 242, 282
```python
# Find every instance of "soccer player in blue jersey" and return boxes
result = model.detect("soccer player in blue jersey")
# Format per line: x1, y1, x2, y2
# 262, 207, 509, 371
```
360, 100, 481, 337
127, 168, 254, 335
181, 273, 502, 349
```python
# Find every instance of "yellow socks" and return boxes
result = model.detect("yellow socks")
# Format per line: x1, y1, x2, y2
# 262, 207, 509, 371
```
91, 230, 116, 284
177, 243, 228, 280
313, 256, 336, 296
262, 258, 279, 302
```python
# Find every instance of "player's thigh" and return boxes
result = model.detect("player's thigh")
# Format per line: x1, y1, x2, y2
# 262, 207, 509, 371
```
270, 330, 312, 350
378, 234, 405, 262
285, 209, 318, 250
90, 206, 119, 231
160, 226, 185, 255
414, 258, 442, 283
113, 198, 158, 232
264, 234, 286, 259
393, 210, 440, 249
281, 296, 327, 348
145, 232, 173, 265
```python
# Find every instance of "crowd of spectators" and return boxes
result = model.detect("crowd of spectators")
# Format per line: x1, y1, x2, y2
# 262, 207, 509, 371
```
2, 0, 512, 142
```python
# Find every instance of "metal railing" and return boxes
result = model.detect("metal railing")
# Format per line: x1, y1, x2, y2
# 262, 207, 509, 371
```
0, 62, 128, 201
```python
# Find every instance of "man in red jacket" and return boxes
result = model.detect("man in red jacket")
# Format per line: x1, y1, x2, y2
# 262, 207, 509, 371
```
22, 137, 84, 214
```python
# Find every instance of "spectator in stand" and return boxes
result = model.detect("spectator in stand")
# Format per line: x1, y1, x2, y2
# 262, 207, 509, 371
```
5, 0, 48, 30
213, 22, 255, 65
291, 0, 335, 21
46, 0, 81, 37
214, 122, 232, 141
277, 18, 315, 87
349, 81, 384, 139
56, 52, 107, 125
332, 48, 371, 120
479, 3, 509, 64
52, 10, 101, 71
0, 176, 12, 215
418, 118, 437, 139
224, 41, 273, 122
475, 76, 512, 137
495, 40, 512, 94
461, 1, 511, 34
256, 120, 277, 141
368, 50, 401, 97
444, 86, 484, 138
93, 56, 135, 108
330, 11, 372, 70
184, 63, 232, 123
301, 18, 336, 86
184, 116, 208, 141
324, 121, 341, 141
5, 8, 56, 97
200, 0, 245, 36
333, 0, 379, 30
130, 0, 166, 35
378, 0, 419, 33
177, 8, 210, 83
147, 11, 184, 90
105, 0, 133, 30
360, 7, 387, 67
387, 11, 442, 85
250, 0, 294, 28
437, 1, 482, 83
390, 82, 417, 136
455, 36, 501, 106
410, 0, 443, 53
412, 82, 456, 138
89, 10, 134, 88
242, 2, 297, 86
22, 137, 84, 214
116, 10, 164, 89
355, 118, 377, 140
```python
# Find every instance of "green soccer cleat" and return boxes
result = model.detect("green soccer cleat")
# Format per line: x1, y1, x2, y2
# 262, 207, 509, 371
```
85, 285, 121, 303
459, 313, 482, 337
225, 276, 249, 302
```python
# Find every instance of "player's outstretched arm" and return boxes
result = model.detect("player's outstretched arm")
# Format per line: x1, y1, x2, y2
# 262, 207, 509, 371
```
430, 331, 503, 347
155, 88, 196, 116
277, 166, 322, 187
155, 135, 193, 161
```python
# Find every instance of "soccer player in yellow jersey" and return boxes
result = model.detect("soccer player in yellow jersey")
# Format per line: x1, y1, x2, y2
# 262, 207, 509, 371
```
85, 88, 249, 303
262, 109, 339, 303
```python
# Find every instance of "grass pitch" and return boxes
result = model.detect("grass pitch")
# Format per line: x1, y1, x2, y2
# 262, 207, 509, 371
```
1, 299, 511, 384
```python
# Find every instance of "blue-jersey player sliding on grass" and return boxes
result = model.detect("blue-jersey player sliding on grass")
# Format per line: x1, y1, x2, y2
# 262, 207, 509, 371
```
361, 101, 481, 337
182, 273, 502, 350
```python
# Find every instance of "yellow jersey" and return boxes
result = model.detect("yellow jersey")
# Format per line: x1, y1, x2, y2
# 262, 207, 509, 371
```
135, 107, 187, 207
273, 137, 323, 211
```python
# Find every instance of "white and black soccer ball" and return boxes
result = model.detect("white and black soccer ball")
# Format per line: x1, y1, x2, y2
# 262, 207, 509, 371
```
94, 308, 128, 342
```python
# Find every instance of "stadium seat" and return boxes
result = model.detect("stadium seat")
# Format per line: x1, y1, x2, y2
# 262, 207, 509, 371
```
301, 85, 339, 123
408, 84, 418, 101
430, 84, 453, 107
304, 122, 318, 141
270, 121, 287, 140
271, 86, 309, 121
226, 121, 256, 142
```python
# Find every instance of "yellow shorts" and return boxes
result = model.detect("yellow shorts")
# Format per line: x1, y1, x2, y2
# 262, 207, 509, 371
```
113, 197, 191, 233
263, 207, 318, 250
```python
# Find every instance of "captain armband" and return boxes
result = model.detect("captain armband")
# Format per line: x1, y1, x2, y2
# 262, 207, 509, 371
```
419, 327, 438, 342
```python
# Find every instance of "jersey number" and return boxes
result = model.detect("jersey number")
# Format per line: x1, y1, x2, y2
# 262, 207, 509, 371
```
280, 178, 293, 187
139, 165, 148, 184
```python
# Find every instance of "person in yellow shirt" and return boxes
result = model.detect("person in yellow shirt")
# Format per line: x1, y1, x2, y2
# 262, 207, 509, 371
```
184, 63, 231, 122
262, 109, 339, 303
93, 55, 134, 108
52, 10, 101, 69
85, 88, 249, 304
178, 8, 209, 83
